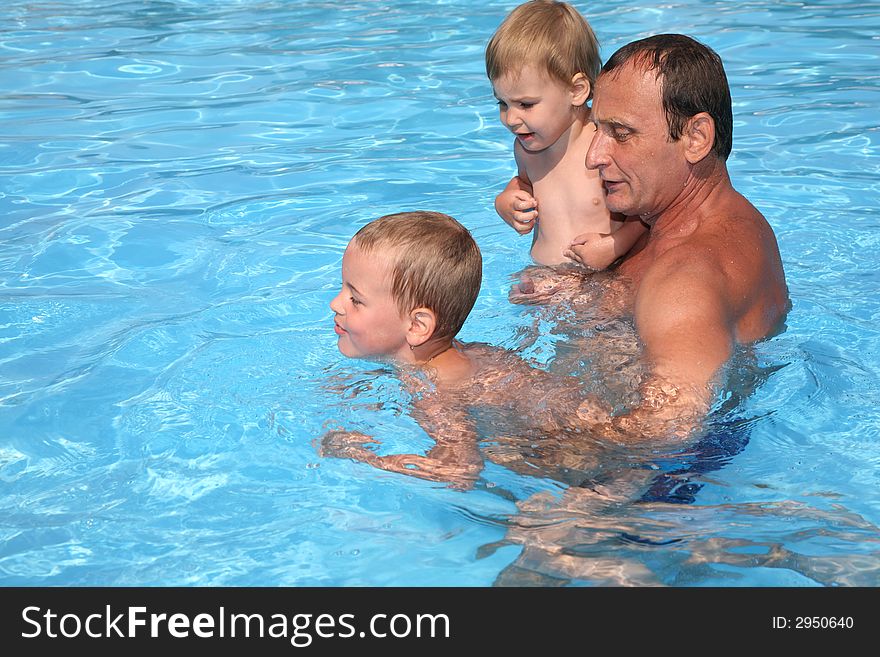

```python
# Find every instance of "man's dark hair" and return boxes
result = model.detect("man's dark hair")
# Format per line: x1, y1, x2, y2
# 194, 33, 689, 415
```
603, 34, 733, 160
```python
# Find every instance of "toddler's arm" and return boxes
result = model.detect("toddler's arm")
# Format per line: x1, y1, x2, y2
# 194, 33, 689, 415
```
495, 175, 538, 235
564, 218, 647, 271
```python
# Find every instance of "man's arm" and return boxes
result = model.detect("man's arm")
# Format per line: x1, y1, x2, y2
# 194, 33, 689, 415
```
579, 251, 734, 441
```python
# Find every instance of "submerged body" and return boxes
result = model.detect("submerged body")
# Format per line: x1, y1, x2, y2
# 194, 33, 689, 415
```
322, 341, 605, 487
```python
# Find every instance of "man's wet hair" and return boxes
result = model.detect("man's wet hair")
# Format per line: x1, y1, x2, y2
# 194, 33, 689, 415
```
602, 34, 733, 160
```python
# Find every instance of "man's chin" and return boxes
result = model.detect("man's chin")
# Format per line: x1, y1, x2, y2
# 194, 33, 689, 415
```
603, 194, 632, 216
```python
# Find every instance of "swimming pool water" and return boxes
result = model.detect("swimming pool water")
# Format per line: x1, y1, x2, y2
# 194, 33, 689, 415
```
1, 0, 879, 586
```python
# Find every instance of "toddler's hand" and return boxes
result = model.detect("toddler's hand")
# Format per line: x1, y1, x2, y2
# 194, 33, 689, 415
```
563, 231, 607, 271
497, 189, 538, 235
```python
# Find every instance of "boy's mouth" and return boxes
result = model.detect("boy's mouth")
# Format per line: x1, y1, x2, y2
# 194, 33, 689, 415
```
334, 322, 347, 335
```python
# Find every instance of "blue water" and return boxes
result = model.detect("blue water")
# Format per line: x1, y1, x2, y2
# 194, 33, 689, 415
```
1, 0, 879, 586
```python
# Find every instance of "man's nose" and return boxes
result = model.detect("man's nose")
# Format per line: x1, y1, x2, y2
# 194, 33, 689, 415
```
585, 129, 607, 170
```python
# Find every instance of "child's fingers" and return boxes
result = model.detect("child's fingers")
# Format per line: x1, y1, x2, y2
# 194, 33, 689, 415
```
513, 197, 537, 212
513, 208, 538, 224
513, 218, 535, 234
569, 231, 600, 247
564, 245, 585, 264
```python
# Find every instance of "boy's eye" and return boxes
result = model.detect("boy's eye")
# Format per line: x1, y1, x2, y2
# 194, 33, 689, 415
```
496, 100, 508, 109
519, 102, 534, 109
350, 296, 362, 306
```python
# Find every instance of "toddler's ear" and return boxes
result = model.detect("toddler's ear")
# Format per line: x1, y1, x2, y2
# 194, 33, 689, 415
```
571, 73, 591, 106
407, 307, 437, 347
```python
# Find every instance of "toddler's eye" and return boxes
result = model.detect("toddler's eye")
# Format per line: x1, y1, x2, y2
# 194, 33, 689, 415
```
496, 100, 508, 109
350, 296, 362, 306
519, 102, 534, 109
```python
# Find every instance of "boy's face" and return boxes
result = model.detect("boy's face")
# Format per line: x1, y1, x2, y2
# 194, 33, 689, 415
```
492, 65, 582, 153
329, 244, 411, 361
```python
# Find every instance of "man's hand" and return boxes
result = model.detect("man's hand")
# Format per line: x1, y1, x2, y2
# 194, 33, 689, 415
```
508, 266, 588, 305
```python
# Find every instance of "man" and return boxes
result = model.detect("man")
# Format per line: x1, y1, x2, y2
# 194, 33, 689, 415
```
569, 34, 789, 440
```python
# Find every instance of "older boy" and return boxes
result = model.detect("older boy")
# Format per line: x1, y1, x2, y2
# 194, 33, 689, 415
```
322, 211, 597, 487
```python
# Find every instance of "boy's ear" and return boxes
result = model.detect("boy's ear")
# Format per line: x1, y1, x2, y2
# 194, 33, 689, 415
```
570, 73, 590, 106
683, 112, 715, 163
406, 307, 437, 348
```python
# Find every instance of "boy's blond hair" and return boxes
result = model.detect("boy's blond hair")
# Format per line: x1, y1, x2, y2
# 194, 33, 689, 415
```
485, 0, 601, 99
352, 211, 482, 342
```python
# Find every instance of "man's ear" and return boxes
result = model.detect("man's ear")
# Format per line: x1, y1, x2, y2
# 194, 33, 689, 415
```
406, 307, 437, 348
683, 112, 715, 163
571, 72, 591, 106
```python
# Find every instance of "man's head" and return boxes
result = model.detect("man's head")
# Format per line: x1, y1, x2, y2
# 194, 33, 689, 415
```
602, 34, 732, 161
330, 211, 482, 360
586, 34, 732, 218
485, 0, 601, 96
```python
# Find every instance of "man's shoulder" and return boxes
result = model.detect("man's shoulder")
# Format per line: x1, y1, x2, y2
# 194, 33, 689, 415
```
638, 194, 786, 338
642, 241, 729, 297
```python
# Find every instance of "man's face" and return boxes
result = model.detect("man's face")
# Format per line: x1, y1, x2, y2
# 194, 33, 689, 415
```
585, 61, 690, 219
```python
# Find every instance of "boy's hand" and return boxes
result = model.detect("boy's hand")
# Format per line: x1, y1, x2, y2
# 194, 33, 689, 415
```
318, 431, 380, 465
496, 188, 538, 235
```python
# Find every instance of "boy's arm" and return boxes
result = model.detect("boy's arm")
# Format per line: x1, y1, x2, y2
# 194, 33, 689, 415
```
563, 217, 647, 271
495, 143, 538, 235
319, 396, 482, 489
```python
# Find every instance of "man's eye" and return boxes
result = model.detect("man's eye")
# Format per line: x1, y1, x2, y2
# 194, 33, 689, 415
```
613, 130, 631, 141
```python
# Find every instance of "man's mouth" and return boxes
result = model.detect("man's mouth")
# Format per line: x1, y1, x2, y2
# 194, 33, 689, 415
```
602, 179, 623, 194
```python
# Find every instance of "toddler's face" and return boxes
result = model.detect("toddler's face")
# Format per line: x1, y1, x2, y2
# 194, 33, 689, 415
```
329, 244, 410, 361
493, 64, 582, 153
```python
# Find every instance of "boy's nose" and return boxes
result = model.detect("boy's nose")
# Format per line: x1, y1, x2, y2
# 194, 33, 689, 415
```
329, 291, 343, 315
503, 108, 520, 128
